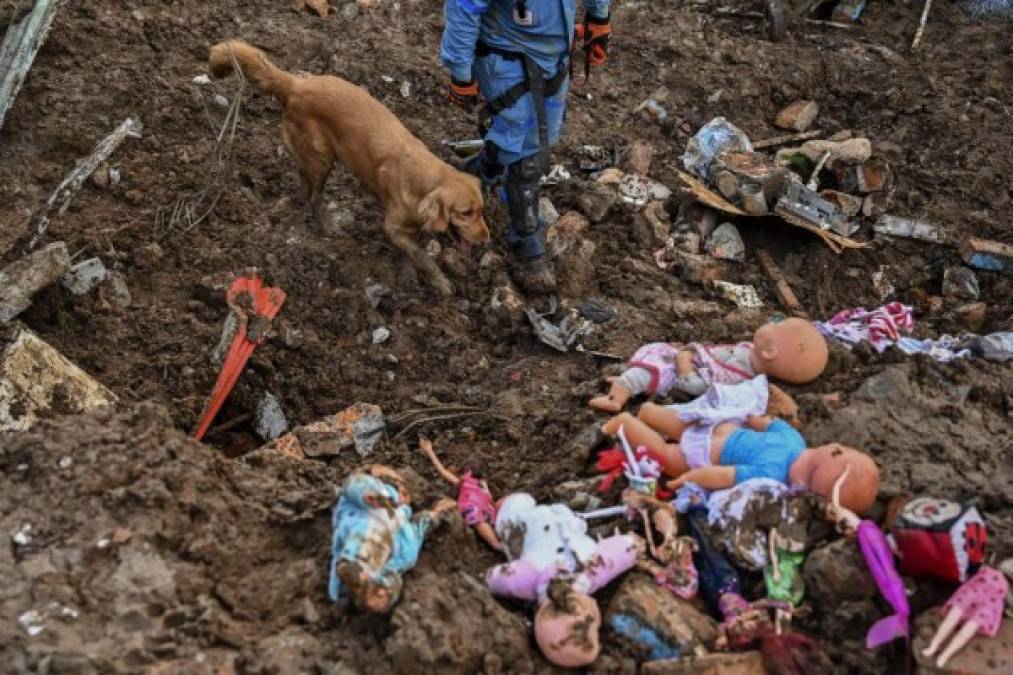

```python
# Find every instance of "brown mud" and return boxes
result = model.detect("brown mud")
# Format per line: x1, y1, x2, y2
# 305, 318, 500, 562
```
1, 1, 1011, 673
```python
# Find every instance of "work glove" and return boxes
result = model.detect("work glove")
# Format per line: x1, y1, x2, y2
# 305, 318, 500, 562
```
582, 14, 612, 67
448, 76, 479, 111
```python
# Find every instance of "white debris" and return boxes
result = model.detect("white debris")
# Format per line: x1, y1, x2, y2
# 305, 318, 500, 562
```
12, 523, 32, 547
372, 327, 392, 344
213, 94, 230, 110
254, 392, 289, 441
58, 456, 72, 469
381, 75, 395, 83
713, 281, 764, 309
193, 74, 212, 86
400, 80, 412, 98
541, 164, 571, 185
19, 610, 45, 636
60, 257, 108, 295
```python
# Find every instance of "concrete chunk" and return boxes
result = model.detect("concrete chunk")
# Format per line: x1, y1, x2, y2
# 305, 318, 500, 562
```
0, 242, 71, 323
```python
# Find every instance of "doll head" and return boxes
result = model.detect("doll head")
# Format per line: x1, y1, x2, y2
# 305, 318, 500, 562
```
534, 579, 602, 668
459, 456, 486, 480
789, 444, 879, 515
751, 318, 829, 384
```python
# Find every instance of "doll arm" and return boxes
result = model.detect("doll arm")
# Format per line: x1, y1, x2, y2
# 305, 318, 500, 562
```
667, 466, 737, 491
418, 436, 461, 486
675, 348, 696, 375
745, 414, 775, 432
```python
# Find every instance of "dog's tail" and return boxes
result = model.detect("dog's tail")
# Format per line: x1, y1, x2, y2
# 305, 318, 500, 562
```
208, 40, 294, 104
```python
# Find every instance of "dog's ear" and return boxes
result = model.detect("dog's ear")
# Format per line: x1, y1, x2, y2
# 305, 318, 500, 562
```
417, 187, 449, 233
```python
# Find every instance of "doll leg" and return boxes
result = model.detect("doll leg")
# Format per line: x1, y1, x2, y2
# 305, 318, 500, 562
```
935, 619, 979, 668
922, 606, 964, 659
637, 403, 691, 441
589, 379, 632, 413
602, 413, 690, 475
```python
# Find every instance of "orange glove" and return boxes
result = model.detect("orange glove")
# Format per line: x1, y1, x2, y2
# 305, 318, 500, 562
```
448, 77, 479, 110
583, 15, 611, 67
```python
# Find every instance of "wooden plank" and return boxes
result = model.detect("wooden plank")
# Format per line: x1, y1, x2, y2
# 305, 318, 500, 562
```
675, 170, 748, 216
960, 237, 1013, 274
0, 0, 62, 129
757, 250, 808, 318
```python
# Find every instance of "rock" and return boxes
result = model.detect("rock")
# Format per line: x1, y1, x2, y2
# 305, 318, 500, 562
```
871, 266, 896, 301
606, 574, 718, 661
254, 392, 288, 441
803, 539, 876, 607
713, 281, 763, 309
538, 197, 559, 225
679, 202, 718, 239
425, 239, 442, 258
714, 171, 740, 200
99, 272, 132, 312
597, 167, 623, 185
266, 403, 385, 458
372, 326, 391, 344
387, 571, 533, 675
341, 2, 360, 20
670, 298, 723, 319
0, 324, 117, 433
643, 651, 767, 675
676, 251, 724, 285
547, 211, 591, 257
622, 140, 654, 176
775, 100, 819, 132
578, 185, 617, 223
712, 151, 787, 205
671, 226, 701, 255
61, 257, 108, 295
365, 279, 392, 309
644, 201, 671, 241
942, 266, 980, 301
912, 611, 1013, 675
488, 283, 525, 323
820, 190, 863, 217
836, 158, 892, 194
854, 366, 913, 406
957, 302, 987, 333
0, 242, 71, 323
799, 138, 872, 166
706, 223, 745, 261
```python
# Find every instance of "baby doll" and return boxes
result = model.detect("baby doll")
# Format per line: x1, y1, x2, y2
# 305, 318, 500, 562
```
329, 465, 455, 613
589, 317, 828, 413
485, 493, 644, 667
603, 389, 879, 514
418, 436, 500, 551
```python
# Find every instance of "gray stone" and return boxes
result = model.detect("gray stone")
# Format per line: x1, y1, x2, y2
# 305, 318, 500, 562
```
538, 197, 559, 226
803, 539, 876, 607
606, 574, 718, 661
0, 242, 71, 323
99, 272, 132, 311
942, 266, 980, 301
854, 366, 913, 406
577, 185, 617, 223
61, 257, 107, 295
372, 326, 391, 344
254, 392, 289, 441
706, 223, 745, 261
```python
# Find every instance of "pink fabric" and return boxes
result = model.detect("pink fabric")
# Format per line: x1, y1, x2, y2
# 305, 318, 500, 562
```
818, 303, 914, 353
485, 534, 639, 602
457, 472, 494, 526
628, 343, 681, 395
943, 566, 1009, 637
691, 342, 755, 385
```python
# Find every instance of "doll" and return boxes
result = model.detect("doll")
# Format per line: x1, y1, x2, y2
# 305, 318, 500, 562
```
484, 493, 644, 667
589, 317, 828, 413
417, 436, 500, 551
602, 380, 879, 514
328, 465, 455, 613
921, 566, 1009, 668
623, 491, 699, 599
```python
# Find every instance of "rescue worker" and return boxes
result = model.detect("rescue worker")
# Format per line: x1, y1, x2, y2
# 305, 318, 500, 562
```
440, 0, 612, 294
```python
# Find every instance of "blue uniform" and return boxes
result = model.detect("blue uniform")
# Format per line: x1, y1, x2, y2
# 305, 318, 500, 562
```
719, 419, 807, 485
440, 0, 609, 167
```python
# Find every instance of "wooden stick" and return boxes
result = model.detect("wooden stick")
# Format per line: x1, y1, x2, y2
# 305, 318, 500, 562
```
752, 130, 823, 150
912, 0, 933, 49
0, 0, 62, 129
807, 150, 832, 190
805, 18, 856, 29
28, 117, 143, 250
757, 250, 808, 318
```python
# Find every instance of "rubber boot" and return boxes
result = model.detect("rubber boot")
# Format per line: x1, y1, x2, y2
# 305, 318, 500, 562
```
506, 155, 556, 294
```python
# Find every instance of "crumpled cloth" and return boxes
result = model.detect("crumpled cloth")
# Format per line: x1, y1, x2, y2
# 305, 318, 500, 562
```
814, 302, 913, 352
895, 335, 972, 363
667, 375, 770, 470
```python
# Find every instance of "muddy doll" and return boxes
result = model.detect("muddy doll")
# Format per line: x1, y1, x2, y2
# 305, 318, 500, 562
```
328, 465, 455, 613
921, 566, 1009, 668
602, 378, 879, 514
417, 436, 500, 551
623, 491, 699, 599
589, 317, 828, 414
485, 493, 644, 667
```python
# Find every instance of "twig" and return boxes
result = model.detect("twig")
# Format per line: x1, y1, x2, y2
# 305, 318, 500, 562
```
805, 18, 856, 29
205, 412, 253, 437
807, 150, 832, 190
912, 0, 933, 49
713, 7, 764, 19
0, 0, 61, 129
757, 250, 807, 318
387, 405, 487, 423
28, 116, 144, 250
752, 130, 823, 150
391, 410, 497, 441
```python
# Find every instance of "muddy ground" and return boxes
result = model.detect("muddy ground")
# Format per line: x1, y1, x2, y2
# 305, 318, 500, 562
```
1, 0, 1011, 673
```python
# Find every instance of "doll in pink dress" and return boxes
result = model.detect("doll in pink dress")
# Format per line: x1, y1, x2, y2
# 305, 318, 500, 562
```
921, 566, 1009, 668
418, 436, 500, 551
